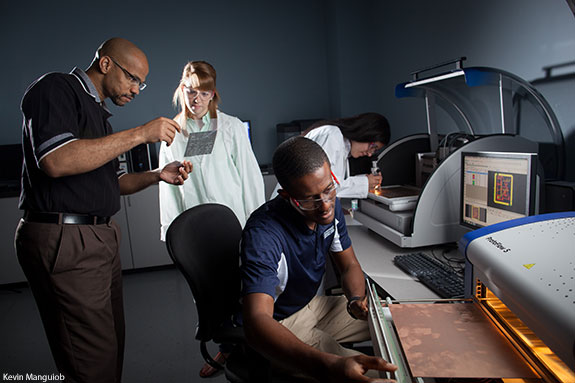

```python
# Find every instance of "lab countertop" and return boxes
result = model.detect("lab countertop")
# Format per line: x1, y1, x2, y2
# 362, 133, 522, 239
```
344, 214, 461, 301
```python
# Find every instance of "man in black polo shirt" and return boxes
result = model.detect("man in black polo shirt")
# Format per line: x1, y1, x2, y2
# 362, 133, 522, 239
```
15, 37, 192, 383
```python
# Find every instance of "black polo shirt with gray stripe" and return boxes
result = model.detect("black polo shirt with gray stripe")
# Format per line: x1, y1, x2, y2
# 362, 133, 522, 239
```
19, 68, 123, 217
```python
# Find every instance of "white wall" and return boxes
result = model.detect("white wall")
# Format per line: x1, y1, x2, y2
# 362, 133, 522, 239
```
0, 0, 334, 164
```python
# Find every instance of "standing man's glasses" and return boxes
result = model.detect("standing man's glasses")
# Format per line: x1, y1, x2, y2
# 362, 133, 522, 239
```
109, 57, 147, 91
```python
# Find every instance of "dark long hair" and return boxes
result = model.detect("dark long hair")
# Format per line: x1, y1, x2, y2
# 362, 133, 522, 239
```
305, 112, 390, 145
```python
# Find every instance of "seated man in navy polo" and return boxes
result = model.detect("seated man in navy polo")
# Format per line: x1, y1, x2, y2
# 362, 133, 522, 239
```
240, 136, 397, 382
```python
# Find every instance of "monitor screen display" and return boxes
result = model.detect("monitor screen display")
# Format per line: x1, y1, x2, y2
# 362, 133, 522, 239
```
241, 120, 251, 142
461, 151, 537, 229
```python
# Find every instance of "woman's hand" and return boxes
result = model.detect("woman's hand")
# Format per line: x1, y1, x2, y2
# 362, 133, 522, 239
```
367, 173, 382, 190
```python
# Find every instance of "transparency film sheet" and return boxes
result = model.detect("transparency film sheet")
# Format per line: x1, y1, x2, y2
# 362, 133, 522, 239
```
389, 303, 538, 379
184, 130, 217, 157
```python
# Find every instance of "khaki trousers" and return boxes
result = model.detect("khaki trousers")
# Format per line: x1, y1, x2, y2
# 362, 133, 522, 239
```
15, 219, 124, 383
280, 295, 370, 357
277, 295, 376, 381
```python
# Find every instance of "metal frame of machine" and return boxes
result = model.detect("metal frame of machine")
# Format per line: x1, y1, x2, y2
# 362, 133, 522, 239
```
355, 59, 564, 248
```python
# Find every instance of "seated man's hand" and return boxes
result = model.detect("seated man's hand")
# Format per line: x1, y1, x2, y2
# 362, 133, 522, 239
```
325, 354, 397, 383
348, 296, 369, 321
159, 160, 193, 185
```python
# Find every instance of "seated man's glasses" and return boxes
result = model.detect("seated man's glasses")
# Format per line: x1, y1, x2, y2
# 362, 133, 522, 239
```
291, 171, 340, 211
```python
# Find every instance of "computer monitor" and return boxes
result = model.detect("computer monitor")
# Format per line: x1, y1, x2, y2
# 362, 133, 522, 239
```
241, 120, 251, 142
461, 151, 538, 229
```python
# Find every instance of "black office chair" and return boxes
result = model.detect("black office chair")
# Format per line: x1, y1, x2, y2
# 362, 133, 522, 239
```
166, 203, 297, 382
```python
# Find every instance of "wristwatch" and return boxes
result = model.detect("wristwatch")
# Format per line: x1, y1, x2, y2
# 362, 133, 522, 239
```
346, 295, 364, 319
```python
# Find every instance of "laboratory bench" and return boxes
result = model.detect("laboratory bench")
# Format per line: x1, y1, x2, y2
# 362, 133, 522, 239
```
340, 195, 463, 301
345, 217, 463, 301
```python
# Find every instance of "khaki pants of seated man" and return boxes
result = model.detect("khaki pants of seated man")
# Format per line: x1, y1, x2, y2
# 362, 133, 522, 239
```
279, 295, 377, 380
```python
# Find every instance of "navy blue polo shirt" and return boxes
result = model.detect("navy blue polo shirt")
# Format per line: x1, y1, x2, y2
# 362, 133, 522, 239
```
240, 196, 352, 321
19, 68, 123, 216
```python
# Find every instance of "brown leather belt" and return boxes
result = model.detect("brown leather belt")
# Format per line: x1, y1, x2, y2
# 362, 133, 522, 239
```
24, 211, 111, 225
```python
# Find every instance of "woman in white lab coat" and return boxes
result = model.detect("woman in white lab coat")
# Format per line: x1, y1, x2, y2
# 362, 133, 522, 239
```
304, 113, 390, 198
272, 113, 390, 200
159, 61, 265, 242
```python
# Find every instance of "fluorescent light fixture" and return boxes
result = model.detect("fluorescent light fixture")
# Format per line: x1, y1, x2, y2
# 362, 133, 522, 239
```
405, 70, 465, 88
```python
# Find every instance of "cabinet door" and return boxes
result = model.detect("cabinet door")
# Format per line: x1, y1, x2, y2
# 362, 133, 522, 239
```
0, 198, 26, 284
124, 185, 172, 268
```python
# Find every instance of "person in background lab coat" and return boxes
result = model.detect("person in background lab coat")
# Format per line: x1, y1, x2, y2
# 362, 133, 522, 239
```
159, 61, 265, 242
272, 113, 390, 200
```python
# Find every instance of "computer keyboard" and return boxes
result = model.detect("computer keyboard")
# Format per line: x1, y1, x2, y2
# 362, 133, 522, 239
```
393, 252, 465, 299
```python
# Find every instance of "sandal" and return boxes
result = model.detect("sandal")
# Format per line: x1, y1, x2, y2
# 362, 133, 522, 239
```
199, 351, 230, 378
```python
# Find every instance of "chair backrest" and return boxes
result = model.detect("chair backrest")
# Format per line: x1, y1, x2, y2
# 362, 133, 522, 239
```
165, 203, 243, 341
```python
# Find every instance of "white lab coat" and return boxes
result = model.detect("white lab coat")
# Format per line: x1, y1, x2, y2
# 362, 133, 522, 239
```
271, 125, 369, 199
158, 110, 265, 240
